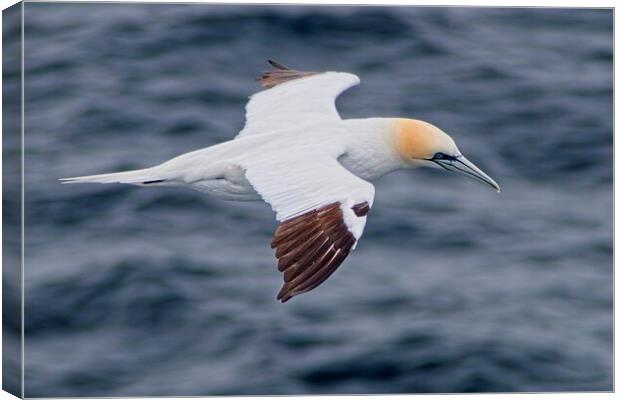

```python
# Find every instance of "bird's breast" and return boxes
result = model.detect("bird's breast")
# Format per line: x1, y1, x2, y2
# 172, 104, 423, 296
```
339, 139, 404, 181
338, 151, 395, 181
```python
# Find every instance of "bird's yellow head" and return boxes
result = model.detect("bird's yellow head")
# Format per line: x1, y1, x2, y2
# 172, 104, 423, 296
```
393, 118, 500, 192
395, 119, 458, 161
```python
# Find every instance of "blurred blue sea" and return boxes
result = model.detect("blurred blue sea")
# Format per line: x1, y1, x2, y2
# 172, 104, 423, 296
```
13, 3, 613, 396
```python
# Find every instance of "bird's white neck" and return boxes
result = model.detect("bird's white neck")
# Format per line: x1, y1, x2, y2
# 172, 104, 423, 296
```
339, 118, 409, 181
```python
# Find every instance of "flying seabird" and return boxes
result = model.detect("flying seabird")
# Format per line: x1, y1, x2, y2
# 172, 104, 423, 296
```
61, 60, 500, 302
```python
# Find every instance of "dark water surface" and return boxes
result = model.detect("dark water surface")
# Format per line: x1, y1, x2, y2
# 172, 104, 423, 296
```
16, 3, 612, 396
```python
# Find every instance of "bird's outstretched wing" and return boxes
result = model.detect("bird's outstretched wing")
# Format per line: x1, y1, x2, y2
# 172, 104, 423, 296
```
241, 155, 374, 302
236, 60, 360, 139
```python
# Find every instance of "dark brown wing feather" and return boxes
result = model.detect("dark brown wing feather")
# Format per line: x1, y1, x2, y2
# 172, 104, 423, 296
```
258, 59, 319, 89
271, 201, 369, 303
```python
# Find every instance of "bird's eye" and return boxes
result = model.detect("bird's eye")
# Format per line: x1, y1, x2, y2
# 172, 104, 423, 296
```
434, 153, 444, 159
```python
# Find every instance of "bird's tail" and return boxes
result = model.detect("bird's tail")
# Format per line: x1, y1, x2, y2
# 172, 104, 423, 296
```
59, 167, 167, 186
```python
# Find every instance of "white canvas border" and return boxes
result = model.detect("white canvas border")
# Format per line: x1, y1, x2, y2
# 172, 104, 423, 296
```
0, 1, 614, 400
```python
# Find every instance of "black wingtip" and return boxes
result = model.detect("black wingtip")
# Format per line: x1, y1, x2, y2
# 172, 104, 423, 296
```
277, 287, 293, 303
267, 59, 290, 70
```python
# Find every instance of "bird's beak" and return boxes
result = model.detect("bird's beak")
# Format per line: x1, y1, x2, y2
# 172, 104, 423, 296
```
434, 156, 500, 192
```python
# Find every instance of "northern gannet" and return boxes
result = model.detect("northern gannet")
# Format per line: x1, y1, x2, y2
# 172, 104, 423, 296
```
61, 60, 500, 302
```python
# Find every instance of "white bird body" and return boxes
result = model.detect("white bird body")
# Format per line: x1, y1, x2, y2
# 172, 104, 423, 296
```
61, 61, 499, 302
140, 117, 400, 200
